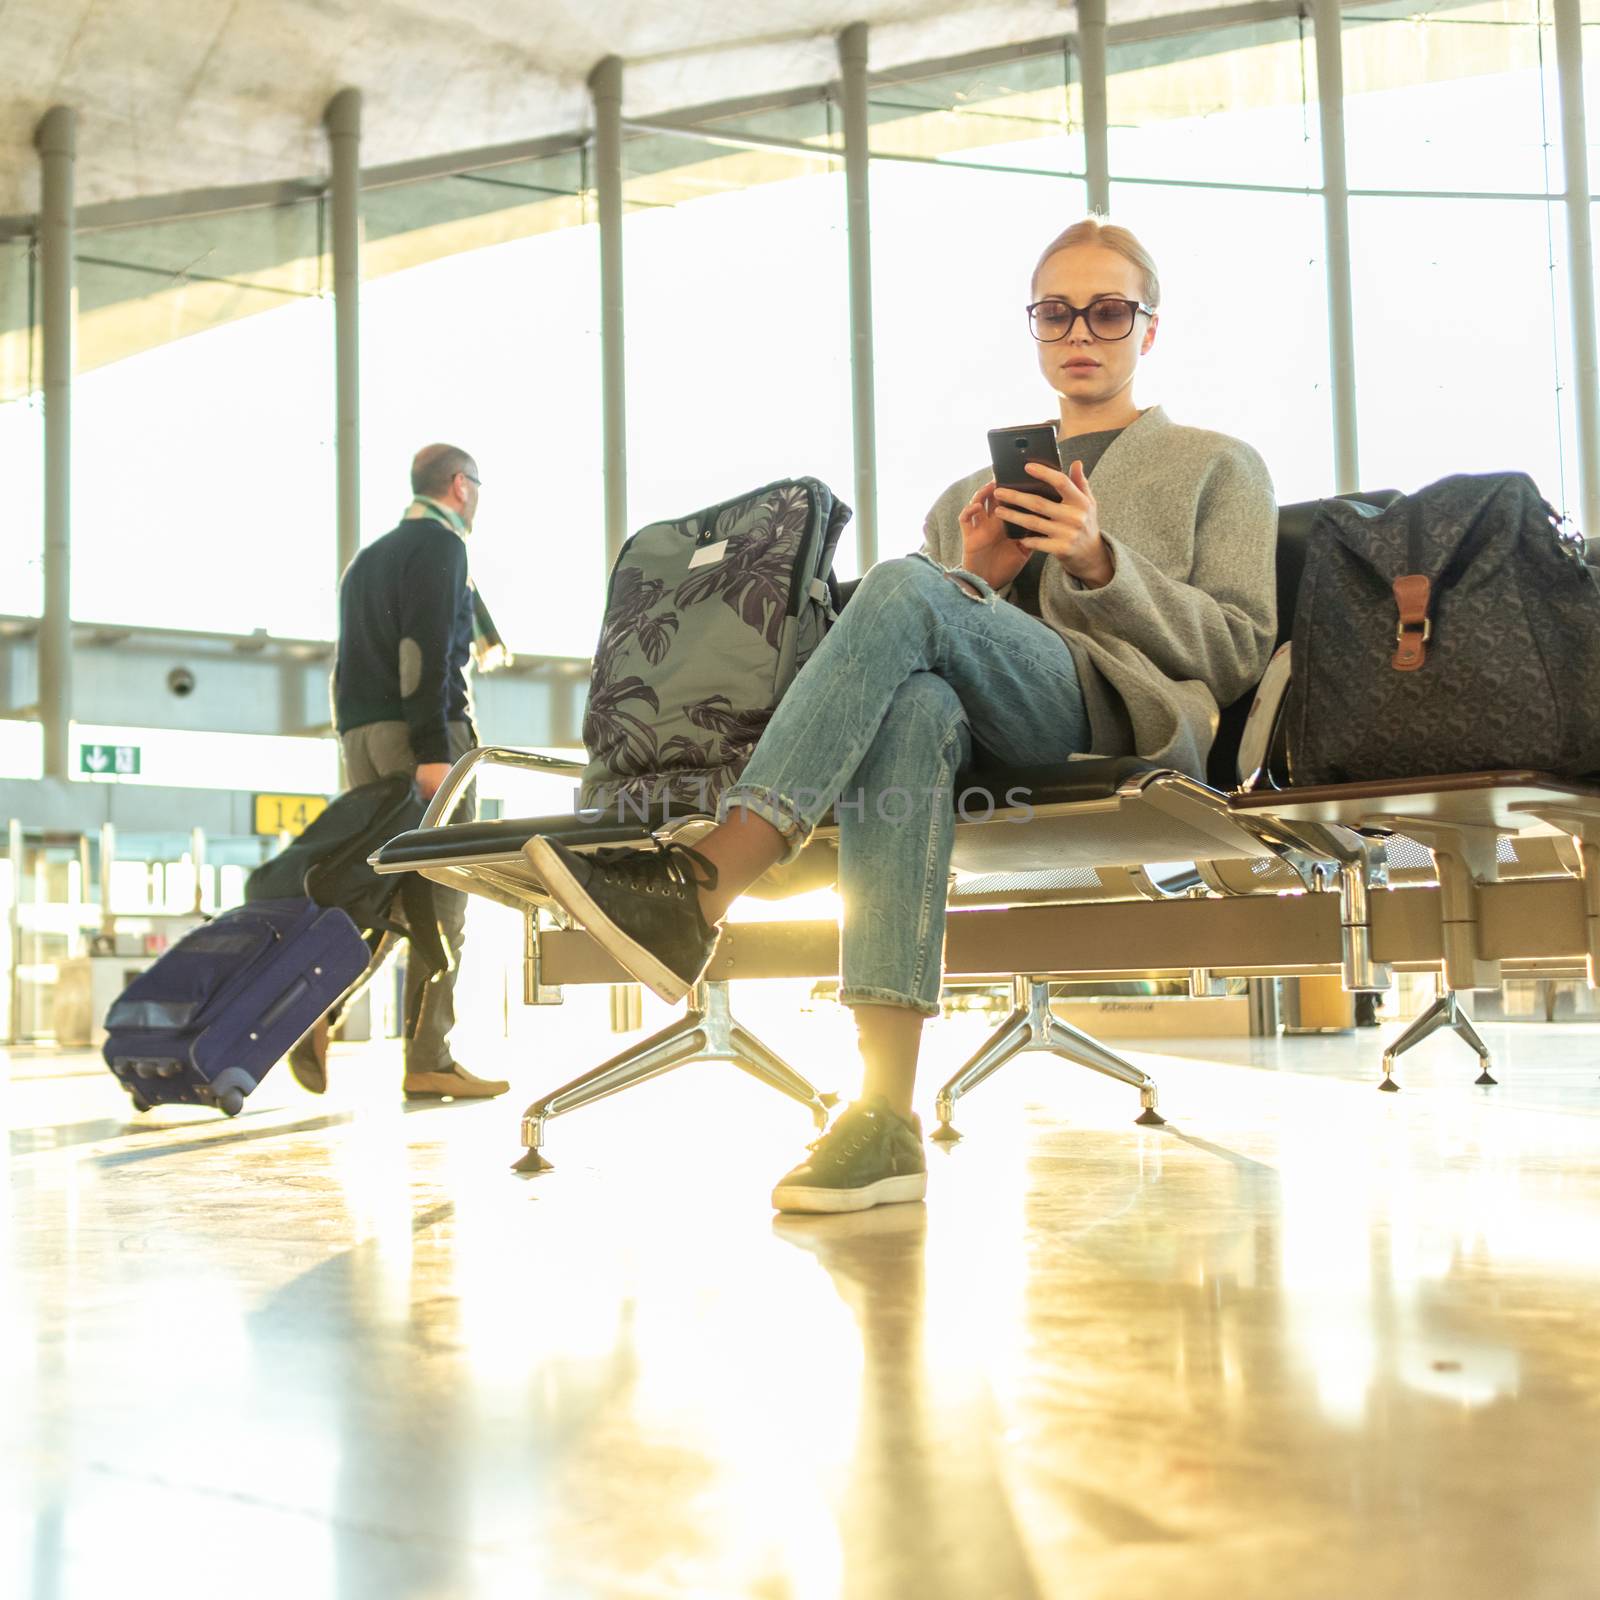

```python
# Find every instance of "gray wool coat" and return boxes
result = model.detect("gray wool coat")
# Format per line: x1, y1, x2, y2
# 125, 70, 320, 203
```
918, 404, 1279, 778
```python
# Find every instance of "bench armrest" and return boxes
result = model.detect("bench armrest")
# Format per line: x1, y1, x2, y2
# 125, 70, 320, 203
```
421, 744, 586, 829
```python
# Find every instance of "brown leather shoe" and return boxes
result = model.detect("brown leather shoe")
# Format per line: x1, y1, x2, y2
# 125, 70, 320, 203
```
288, 1018, 330, 1095
402, 1062, 510, 1100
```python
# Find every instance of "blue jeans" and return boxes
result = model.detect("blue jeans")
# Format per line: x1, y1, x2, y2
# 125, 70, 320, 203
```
721, 552, 1093, 1016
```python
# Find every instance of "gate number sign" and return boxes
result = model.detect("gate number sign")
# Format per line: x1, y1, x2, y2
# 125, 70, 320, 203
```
253, 794, 329, 837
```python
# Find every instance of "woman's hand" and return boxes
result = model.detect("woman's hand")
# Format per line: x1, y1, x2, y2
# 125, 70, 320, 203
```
958, 479, 1032, 589
994, 460, 1116, 588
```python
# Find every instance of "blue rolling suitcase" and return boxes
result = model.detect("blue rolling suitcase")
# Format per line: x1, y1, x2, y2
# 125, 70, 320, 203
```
102, 898, 371, 1116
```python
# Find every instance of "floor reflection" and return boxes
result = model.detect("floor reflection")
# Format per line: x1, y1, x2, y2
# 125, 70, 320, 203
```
8, 1017, 1600, 1597
776, 1203, 1046, 1600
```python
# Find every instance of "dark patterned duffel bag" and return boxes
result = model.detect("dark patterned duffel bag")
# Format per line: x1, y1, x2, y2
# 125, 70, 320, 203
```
1285, 471, 1600, 785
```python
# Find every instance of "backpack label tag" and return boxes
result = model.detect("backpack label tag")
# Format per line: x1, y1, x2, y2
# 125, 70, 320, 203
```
688, 540, 728, 570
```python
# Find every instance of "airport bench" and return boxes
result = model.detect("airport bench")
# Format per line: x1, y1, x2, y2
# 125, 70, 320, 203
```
371, 497, 1600, 1168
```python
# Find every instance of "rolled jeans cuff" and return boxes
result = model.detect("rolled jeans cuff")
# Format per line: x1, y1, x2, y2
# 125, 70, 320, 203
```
718, 782, 814, 866
838, 985, 942, 1019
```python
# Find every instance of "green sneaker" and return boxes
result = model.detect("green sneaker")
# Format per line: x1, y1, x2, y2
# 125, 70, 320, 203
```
771, 1096, 928, 1214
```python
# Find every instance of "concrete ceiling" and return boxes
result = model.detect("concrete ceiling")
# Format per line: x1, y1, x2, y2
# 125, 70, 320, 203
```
0, 0, 1208, 217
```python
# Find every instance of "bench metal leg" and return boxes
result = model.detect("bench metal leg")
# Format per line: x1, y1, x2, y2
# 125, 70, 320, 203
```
1379, 990, 1496, 1092
931, 977, 1164, 1144
727, 1022, 838, 1118
513, 980, 835, 1173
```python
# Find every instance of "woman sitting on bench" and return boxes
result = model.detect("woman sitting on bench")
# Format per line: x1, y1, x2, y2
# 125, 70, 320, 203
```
528, 218, 1278, 1214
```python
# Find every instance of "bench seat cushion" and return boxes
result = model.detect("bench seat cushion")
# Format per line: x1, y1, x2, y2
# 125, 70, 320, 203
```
375, 755, 1166, 874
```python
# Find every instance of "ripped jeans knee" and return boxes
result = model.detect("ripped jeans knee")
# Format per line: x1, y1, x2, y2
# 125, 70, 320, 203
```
905, 548, 997, 605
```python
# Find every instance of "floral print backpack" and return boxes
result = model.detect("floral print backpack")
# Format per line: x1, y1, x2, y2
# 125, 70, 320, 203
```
578, 477, 852, 817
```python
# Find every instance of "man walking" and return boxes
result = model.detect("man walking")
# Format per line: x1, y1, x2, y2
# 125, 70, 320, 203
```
295, 443, 509, 1100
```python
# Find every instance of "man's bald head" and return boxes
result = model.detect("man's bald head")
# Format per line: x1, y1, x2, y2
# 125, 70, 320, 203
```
411, 444, 478, 499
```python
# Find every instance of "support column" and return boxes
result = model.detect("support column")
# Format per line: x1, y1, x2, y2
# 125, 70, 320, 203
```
34, 106, 75, 781
1554, 0, 1600, 535
99, 821, 115, 942
590, 56, 628, 568
838, 24, 879, 571
7, 817, 22, 1044
1312, 0, 1360, 492
324, 88, 362, 590
1077, 0, 1110, 214
189, 825, 207, 914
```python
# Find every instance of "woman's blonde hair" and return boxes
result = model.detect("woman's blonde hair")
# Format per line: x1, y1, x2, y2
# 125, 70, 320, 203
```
1032, 218, 1160, 307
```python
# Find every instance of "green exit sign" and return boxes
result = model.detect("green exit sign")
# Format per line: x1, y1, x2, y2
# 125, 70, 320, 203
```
80, 742, 141, 776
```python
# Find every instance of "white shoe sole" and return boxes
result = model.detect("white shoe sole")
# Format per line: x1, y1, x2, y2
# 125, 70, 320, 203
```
770, 1171, 928, 1214
523, 836, 704, 1007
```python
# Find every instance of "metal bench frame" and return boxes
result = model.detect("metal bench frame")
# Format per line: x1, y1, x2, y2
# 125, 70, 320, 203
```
372, 744, 1600, 1170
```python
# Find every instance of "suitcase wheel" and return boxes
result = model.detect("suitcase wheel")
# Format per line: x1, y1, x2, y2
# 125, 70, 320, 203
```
128, 1092, 151, 1114
209, 1068, 253, 1119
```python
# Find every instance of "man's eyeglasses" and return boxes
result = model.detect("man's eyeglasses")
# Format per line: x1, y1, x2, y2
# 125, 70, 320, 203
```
1026, 296, 1155, 343
460, 471, 482, 487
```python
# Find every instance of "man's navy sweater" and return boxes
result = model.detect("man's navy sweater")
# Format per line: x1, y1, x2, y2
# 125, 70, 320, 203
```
334, 516, 476, 765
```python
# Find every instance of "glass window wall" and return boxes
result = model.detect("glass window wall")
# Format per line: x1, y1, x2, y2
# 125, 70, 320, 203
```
869, 48, 1083, 174
360, 149, 604, 660
1107, 19, 1331, 503
71, 200, 335, 638
621, 108, 855, 570
1349, 195, 1576, 501
1107, 18, 1319, 189
1343, 0, 1554, 195
1343, 0, 1577, 507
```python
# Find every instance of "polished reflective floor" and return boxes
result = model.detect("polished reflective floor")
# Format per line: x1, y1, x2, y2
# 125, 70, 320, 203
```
8, 994, 1600, 1598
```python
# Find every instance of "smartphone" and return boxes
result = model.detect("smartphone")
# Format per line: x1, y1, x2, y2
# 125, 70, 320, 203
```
987, 422, 1062, 537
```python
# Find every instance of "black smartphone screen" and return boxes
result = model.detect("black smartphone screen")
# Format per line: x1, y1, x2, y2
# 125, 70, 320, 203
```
987, 423, 1062, 537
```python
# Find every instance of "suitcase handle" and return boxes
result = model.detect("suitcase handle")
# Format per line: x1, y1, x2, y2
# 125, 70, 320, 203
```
258, 976, 310, 1032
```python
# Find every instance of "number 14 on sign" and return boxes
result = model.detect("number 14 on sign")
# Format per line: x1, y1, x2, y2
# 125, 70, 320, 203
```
254, 794, 328, 837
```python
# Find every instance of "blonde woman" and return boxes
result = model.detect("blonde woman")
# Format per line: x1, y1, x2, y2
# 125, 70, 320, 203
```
529, 219, 1278, 1213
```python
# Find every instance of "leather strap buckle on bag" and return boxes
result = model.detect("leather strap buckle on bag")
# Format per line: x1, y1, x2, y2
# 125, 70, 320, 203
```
1391, 574, 1432, 672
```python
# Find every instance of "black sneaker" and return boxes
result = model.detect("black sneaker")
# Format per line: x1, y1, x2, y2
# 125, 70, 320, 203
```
770, 1096, 928, 1214
523, 835, 720, 1006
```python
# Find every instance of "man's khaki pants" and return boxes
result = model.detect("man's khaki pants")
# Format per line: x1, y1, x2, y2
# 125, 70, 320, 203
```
341, 720, 474, 1073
